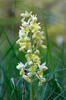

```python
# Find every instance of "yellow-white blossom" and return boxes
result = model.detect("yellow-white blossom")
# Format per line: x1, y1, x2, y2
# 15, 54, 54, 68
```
23, 75, 31, 82
16, 11, 48, 85
21, 11, 32, 18
16, 62, 25, 70
38, 62, 48, 71
39, 77, 46, 86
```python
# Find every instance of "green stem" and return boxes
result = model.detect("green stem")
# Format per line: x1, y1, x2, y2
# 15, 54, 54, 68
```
30, 82, 34, 100
22, 79, 24, 100
22, 94, 24, 100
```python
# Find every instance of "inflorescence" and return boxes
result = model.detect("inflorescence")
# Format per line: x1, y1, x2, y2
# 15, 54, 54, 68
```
16, 11, 48, 85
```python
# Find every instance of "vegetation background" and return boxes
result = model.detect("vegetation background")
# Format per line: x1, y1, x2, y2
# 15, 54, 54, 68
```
0, 0, 66, 100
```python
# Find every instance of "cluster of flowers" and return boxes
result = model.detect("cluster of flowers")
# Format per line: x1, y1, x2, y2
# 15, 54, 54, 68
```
16, 11, 48, 85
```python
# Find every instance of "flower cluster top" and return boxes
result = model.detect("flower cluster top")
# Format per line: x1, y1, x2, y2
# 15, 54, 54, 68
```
16, 11, 48, 85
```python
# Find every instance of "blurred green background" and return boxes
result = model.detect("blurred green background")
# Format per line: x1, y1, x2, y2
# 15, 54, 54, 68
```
0, 0, 66, 100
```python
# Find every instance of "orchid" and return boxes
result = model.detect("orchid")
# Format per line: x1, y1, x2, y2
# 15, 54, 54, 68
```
16, 11, 48, 86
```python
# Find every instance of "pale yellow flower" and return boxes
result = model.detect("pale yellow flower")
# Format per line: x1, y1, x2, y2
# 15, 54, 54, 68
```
39, 62, 48, 71
20, 68, 25, 75
23, 75, 31, 82
39, 77, 46, 86
16, 62, 25, 70
21, 11, 32, 18
29, 65, 36, 72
